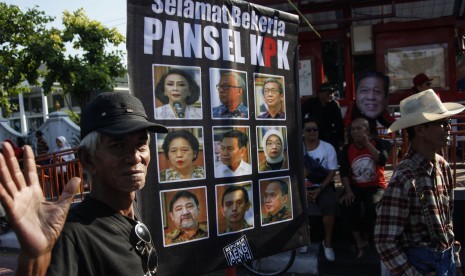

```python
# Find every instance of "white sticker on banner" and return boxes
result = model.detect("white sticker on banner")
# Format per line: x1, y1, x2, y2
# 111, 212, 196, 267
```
223, 235, 253, 266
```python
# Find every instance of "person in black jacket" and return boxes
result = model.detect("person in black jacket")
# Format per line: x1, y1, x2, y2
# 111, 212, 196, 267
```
301, 83, 344, 154
0, 92, 167, 275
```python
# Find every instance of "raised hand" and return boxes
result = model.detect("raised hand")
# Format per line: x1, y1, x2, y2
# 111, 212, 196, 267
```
0, 142, 79, 257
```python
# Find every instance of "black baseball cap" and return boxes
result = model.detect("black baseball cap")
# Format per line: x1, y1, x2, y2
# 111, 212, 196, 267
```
318, 83, 335, 93
80, 92, 167, 139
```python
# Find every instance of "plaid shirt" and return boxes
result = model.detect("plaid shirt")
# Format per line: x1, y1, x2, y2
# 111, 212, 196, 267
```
374, 147, 459, 276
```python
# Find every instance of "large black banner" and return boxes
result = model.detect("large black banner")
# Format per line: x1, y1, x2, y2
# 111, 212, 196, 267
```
127, 1, 309, 275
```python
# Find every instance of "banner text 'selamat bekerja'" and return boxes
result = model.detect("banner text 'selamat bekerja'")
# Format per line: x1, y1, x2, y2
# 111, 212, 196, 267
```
127, 0, 309, 275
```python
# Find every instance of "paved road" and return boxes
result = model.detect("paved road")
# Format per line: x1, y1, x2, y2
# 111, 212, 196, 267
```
1, 166, 464, 275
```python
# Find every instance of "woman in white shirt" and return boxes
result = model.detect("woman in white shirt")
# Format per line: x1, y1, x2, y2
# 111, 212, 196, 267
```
53, 136, 75, 172
155, 68, 202, 119
302, 116, 338, 261
52, 136, 76, 195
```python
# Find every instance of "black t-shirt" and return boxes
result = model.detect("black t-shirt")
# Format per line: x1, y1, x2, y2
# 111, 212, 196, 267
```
47, 195, 149, 276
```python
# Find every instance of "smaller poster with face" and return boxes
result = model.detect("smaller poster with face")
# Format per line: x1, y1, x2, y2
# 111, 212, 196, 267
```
161, 186, 209, 246
259, 176, 293, 226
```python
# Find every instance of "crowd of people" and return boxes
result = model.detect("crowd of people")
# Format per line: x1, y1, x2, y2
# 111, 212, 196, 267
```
0, 69, 462, 275
300, 71, 462, 275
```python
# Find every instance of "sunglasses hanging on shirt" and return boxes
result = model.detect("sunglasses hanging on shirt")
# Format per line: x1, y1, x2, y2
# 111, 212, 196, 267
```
130, 222, 158, 275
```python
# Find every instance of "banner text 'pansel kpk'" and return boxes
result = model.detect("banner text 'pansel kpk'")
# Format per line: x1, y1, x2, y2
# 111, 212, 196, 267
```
143, 0, 291, 70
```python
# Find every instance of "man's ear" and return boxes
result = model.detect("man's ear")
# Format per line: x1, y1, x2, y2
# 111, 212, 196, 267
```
283, 194, 289, 204
240, 146, 247, 157
414, 124, 426, 137
79, 148, 95, 173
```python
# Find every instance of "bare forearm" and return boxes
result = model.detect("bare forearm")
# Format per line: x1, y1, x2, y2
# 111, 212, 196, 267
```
365, 141, 380, 162
322, 171, 336, 189
16, 251, 51, 276
341, 177, 352, 192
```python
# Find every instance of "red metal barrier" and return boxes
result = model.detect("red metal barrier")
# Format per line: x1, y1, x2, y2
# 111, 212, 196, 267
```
35, 148, 85, 201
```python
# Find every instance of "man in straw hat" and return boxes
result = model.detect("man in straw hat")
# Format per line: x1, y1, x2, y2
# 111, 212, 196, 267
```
374, 89, 463, 276
0, 92, 167, 275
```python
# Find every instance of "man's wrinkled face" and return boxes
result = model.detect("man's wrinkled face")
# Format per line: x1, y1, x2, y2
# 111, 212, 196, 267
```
170, 196, 199, 230
263, 82, 283, 110
263, 182, 287, 216
422, 118, 452, 149
217, 74, 242, 106
90, 130, 150, 193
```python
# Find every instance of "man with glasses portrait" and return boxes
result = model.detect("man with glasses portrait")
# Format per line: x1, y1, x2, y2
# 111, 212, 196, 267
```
257, 77, 286, 119
212, 71, 249, 119
0, 92, 166, 275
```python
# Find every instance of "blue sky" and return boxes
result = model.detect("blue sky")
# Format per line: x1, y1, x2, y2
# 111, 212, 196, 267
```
4, 0, 127, 57
4, 0, 126, 34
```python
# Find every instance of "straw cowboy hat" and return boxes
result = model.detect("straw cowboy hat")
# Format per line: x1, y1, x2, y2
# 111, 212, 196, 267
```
388, 89, 465, 133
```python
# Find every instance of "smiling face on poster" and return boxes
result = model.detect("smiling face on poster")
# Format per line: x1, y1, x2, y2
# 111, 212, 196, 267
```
354, 71, 390, 120
128, 0, 308, 274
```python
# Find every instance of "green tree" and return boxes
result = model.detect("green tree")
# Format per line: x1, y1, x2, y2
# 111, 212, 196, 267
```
0, 4, 126, 116
42, 9, 126, 111
0, 3, 58, 116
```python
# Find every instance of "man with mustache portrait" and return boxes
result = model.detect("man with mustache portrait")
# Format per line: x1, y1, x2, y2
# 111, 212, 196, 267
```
165, 190, 208, 245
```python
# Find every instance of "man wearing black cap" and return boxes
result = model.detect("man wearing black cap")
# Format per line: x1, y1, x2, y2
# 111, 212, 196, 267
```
0, 92, 167, 275
301, 83, 344, 154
